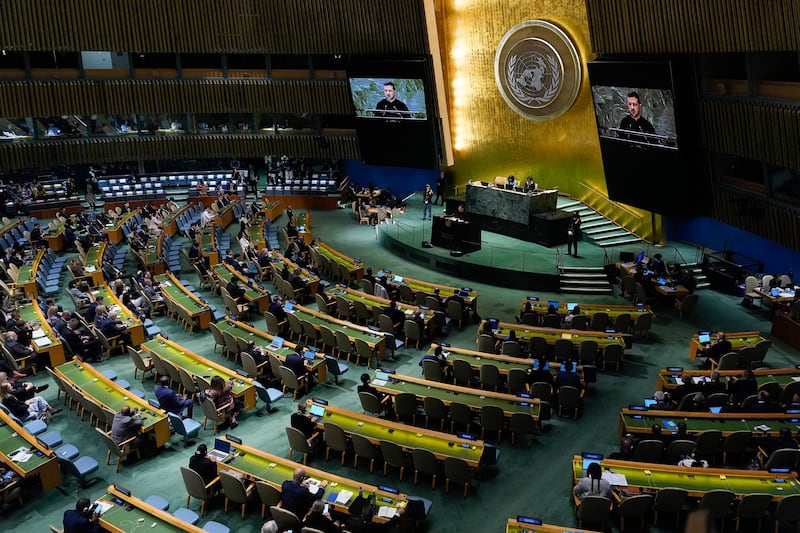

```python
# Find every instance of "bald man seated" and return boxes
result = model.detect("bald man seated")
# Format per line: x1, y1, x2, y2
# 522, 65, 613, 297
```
280, 467, 328, 518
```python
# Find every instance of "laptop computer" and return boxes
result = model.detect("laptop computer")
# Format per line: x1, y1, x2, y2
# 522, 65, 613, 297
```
207, 438, 232, 462
309, 404, 326, 418
698, 333, 712, 344
636, 251, 645, 263
487, 318, 499, 330
547, 300, 559, 310
643, 398, 656, 408
581, 452, 603, 474
267, 336, 284, 350
393, 275, 403, 283
303, 350, 316, 361
709, 406, 722, 414
567, 303, 578, 311
284, 302, 294, 311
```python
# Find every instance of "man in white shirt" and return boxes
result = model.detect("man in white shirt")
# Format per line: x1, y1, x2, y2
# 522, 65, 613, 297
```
200, 207, 213, 228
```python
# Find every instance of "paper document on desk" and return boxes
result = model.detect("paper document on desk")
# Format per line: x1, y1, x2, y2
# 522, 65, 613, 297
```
33, 337, 52, 347
335, 490, 354, 505
32, 328, 46, 339
93, 500, 114, 515
378, 506, 398, 518
8, 447, 32, 463
86, 266, 96, 272
372, 379, 388, 387
673, 377, 684, 385
792, 377, 800, 382
602, 471, 628, 486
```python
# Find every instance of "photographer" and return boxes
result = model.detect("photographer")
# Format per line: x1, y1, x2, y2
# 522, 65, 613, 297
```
63, 497, 101, 533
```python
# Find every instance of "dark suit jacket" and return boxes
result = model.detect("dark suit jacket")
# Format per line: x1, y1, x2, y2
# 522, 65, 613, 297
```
188, 454, 218, 484
280, 480, 322, 517
63, 509, 100, 533
291, 412, 318, 439
285, 352, 307, 378
304, 511, 342, 533
555, 371, 582, 391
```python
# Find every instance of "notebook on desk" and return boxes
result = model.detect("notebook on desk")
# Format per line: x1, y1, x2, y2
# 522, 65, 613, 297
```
207, 438, 232, 462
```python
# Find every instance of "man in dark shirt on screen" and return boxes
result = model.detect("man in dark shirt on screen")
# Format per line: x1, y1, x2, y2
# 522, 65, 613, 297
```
619, 91, 656, 142
375, 81, 409, 119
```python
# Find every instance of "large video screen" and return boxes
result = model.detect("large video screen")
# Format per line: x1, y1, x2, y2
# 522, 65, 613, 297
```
348, 56, 439, 169
348, 78, 428, 121
591, 86, 678, 150
588, 58, 708, 218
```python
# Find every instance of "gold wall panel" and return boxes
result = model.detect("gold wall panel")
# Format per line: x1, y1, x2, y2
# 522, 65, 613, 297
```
440, 0, 607, 202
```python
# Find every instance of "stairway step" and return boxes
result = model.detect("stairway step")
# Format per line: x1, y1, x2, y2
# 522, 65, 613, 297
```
561, 266, 605, 275
584, 226, 626, 236
560, 286, 614, 295
598, 237, 645, 247
560, 273, 608, 280
560, 278, 611, 285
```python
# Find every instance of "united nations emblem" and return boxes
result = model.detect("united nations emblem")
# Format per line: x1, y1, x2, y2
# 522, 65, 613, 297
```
495, 20, 581, 121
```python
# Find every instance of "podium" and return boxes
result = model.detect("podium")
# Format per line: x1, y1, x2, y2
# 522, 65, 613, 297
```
431, 215, 481, 253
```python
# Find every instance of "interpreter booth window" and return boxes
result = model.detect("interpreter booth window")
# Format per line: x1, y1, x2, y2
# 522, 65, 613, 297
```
0, 117, 33, 140
181, 53, 223, 78
132, 53, 177, 78
36, 116, 86, 139
138, 114, 186, 135
768, 165, 800, 207
110, 114, 138, 135
195, 114, 231, 134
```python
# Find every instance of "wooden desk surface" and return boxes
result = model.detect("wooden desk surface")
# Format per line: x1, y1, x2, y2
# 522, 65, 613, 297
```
141, 335, 256, 411
519, 298, 655, 320
309, 400, 485, 466
571, 455, 800, 500
506, 518, 600, 533
216, 437, 409, 521
372, 371, 540, 419
155, 272, 212, 330
316, 241, 364, 281
618, 408, 796, 439
0, 409, 61, 491
687, 331, 765, 361
657, 367, 800, 391
99, 485, 206, 533
93, 284, 145, 347
55, 360, 171, 447
291, 303, 386, 356
19, 301, 66, 367
215, 318, 327, 382
384, 272, 478, 309
483, 320, 626, 350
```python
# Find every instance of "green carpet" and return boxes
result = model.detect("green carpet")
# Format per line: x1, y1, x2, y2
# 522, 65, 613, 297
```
4, 197, 794, 533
